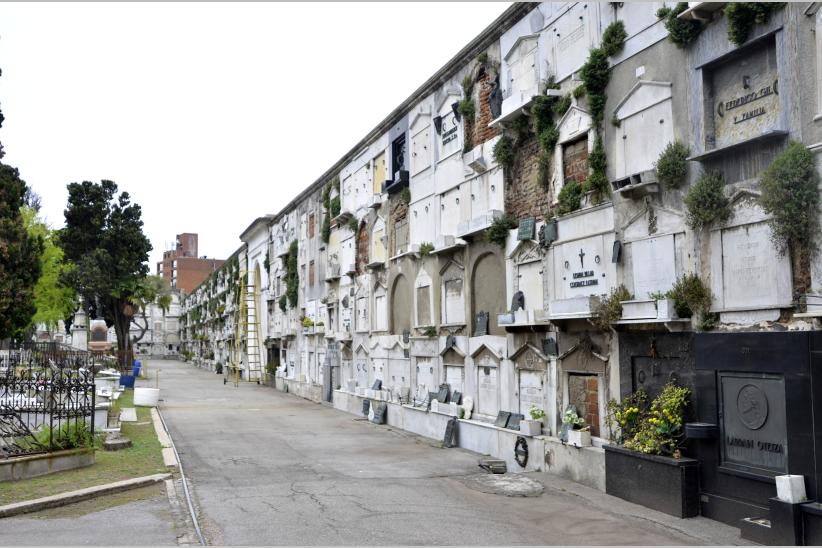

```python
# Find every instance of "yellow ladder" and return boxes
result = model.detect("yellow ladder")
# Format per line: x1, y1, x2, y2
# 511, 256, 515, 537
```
244, 275, 263, 384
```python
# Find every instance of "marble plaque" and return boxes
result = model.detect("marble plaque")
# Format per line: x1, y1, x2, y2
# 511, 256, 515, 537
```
721, 222, 782, 309
519, 370, 544, 416
712, 42, 779, 148
720, 372, 787, 474
631, 235, 677, 299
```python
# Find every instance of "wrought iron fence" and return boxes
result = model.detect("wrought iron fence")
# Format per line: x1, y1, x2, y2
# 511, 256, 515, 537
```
0, 347, 97, 458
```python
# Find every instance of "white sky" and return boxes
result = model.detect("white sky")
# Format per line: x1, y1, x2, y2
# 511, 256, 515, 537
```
0, 2, 509, 269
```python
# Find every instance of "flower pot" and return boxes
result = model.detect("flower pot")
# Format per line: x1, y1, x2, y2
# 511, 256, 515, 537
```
604, 444, 699, 518
567, 429, 591, 447
133, 387, 160, 407
656, 298, 678, 320
519, 419, 542, 436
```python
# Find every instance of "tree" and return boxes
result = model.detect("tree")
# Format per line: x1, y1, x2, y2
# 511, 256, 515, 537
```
60, 180, 152, 366
129, 275, 172, 348
0, 66, 43, 341
20, 207, 77, 333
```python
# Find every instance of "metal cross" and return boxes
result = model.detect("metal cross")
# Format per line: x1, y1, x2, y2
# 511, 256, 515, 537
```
579, 248, 586, 269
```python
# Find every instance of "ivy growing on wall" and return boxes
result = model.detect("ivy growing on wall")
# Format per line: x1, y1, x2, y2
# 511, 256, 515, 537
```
684, 171, 731, 229
285, 240, 299, 309
492, 135, 515, 173
582, 134, 609, 202
459, 73, 476, 152
759, 141, 821, 260
557, 180, 583, 216
579, 47, 610, 127
593, 284, 633, 331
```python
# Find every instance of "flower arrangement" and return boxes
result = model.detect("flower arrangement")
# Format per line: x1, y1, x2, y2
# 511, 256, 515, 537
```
607, 384, 689, 457
562, 408, 589, 431
529, 406, 546, 421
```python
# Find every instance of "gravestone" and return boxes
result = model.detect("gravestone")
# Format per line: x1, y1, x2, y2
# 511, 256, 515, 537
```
631, 235, 676, 299
539, 221, 558, 248
494, 410, 511, 428
371, 402, 388, 425
362, 399, 371, 417
451, 391, 462, 406
474, 312, 489, 337
517, 217, 536, 241
442, 417, 458, 448
371, 379, 383, 391
436, 384, 450, 404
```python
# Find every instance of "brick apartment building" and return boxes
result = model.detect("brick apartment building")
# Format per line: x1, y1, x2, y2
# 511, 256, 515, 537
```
156, 233, 224, 294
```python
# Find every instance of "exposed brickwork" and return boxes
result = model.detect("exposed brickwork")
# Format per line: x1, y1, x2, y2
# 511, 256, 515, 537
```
569, 373, 600, 437
472, 71, 500, 146
504, 132, 553, 222
356, 221, 369, 275
389, 198, 409, 256
563, 138, 588, 184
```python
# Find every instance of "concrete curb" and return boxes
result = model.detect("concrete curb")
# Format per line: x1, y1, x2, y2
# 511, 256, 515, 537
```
151, 408, 172, 448
0, 473, 172, 519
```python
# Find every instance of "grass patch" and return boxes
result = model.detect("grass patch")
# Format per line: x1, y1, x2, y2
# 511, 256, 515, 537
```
28, 484, 166, 520
0, 389, 167, 505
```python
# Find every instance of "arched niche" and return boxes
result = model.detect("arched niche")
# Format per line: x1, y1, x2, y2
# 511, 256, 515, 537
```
390, 274, 411, 334
471, 252, 506, 336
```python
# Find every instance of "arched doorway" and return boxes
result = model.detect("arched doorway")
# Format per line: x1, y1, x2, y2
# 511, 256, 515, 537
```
471, 252, 506, 336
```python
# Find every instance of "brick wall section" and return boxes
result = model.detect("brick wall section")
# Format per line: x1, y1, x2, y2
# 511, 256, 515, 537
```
503, 132, 552, 222
389, 199, 408, 256
569, 374, 600, 437
356, 221, 369, 275
472, 71, 500, 146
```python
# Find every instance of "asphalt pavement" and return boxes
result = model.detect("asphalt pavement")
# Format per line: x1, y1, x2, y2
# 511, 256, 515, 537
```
151, 358, 747, 546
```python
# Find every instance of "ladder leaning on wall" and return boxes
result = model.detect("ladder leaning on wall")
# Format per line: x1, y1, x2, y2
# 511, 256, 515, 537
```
226, 270, 263, 386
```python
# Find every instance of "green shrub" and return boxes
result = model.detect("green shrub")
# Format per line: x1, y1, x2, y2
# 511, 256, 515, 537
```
492, 135, 515, 172
572, 85, 586, 99
622, 384, 690, 456
759, 141, 821, 257
419, 242, 434, 256
557, 180, 583, 216
552, 94, 572, 118
537, 149, 552, 191
321, 217, 331, 244
399, 187, 411, 205
666, 273, 713, 318
582, 134, 610, 201
655, 141, 690, 188
684, 171, 731, 229
531, 95, 557, 137
285, 240, 299, 308
601, 20, 627, 57
593, 284, 633, 330
725, 3, 783, 46
537, 126, 560, 152
658, 3, 703, 48
477, 51, 488, 65
279, 294, 287, 313
457, 98, 475, 124
37, 420, 94, 451
484, 214, 516, 248
421, 325, 437, 337
329, 196, 341, 217
347, 216, 359, 234
606, 388, 648, 444
579, 47, 610, 125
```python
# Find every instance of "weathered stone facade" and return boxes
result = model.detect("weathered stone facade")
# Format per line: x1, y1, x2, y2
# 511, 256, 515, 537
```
179, 3, 822, 539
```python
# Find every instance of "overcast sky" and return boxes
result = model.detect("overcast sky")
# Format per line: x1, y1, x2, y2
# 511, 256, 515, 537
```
0, 2, 509, 268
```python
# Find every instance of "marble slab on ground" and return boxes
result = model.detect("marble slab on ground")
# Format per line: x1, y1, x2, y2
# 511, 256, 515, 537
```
120, 408, 137, 422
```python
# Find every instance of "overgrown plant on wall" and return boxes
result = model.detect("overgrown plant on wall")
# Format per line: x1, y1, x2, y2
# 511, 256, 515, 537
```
759, 141, 821, 259
657, 3, 703, 48
582, 134, 609, 201
492, 135, 515, 174
684, 171, 731, 229
557, 179, 583, 216
593, 284, 632, 330
655, 141, 690, 188
665, 273, 713, 320
459, 73, 476, 152
601, 20, 627, 57
724, 3, 784, 46
285, 240, 299, 309
484, 214, 516, 248
419, 242, 434, 256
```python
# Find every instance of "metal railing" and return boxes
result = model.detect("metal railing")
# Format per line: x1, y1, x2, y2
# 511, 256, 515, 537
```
0, 346, 97, 458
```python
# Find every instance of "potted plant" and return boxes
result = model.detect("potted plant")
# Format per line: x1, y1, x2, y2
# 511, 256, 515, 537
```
604, 384, 699, 518
520, 406, 545, 436
563, 409, 591, 447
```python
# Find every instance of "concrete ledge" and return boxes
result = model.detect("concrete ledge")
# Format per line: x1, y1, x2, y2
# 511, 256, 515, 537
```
0, 473, 171, 518
0, 448, 95, 482
150, 408, 172, 448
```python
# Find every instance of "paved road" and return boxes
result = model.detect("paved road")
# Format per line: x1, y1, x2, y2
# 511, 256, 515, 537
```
152, 359, 743, 546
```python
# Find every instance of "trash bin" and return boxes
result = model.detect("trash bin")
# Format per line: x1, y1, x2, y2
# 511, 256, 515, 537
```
120, 373, 135, 388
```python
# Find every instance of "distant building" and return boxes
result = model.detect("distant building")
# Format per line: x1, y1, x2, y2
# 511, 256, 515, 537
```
156, 233, 224, 293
